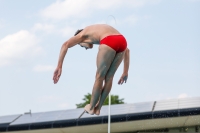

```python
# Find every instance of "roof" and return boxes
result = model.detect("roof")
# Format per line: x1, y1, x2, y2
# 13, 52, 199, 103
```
0, 97, 200, 132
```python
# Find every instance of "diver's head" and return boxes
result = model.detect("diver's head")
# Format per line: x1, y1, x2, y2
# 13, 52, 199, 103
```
79, 43, 93, 50
74, 29, 93, 50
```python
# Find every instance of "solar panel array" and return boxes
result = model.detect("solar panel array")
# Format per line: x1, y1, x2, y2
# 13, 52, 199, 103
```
11, 102, 154, 125
4, 97, 200, 126
0, 114, 21, 124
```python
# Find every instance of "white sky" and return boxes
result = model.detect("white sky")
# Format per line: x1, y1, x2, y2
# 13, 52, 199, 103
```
0, 0, 199, 116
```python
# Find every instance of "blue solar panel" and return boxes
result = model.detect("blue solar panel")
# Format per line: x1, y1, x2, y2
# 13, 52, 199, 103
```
10, 112, 48, 125
10, 111, 71, 125
0, 114, 21, 124
57, 108, 90, 119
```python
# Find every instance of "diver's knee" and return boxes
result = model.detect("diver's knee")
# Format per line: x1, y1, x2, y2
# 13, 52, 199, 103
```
95, 72, 106, 81
105, 75, 114, 82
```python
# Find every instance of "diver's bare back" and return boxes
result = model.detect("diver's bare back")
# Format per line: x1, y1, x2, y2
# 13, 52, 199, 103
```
81, 24, 121, 44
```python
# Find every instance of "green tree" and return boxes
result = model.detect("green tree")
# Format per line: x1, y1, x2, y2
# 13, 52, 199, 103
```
76, 93, 125, 108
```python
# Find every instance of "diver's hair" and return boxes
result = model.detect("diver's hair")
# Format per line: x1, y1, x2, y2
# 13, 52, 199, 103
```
74, 29, 83, 36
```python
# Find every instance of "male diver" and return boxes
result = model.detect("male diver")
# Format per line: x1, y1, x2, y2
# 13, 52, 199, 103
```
53, 24, 130, 115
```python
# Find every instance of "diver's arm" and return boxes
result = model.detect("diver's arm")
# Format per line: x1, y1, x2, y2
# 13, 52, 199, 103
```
53, 35, 85, 84
123, 48, 130, 74
118, 48, 130, 84
57, 36, 84, 68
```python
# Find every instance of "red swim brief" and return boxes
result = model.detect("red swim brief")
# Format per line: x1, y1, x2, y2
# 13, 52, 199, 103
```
100, 35, 127, 53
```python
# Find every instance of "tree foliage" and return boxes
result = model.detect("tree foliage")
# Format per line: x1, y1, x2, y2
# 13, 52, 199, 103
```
76, 93, 125, 108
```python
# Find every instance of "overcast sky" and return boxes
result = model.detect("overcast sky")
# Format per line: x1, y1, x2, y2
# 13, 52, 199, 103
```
0, 0, 199, 116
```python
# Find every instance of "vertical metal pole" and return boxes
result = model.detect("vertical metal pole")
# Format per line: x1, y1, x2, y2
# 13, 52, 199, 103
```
108, 92, 111, 133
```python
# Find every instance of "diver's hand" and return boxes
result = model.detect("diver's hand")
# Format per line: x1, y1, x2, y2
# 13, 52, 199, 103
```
118, 73, 128, 85
53, 67, 62, 84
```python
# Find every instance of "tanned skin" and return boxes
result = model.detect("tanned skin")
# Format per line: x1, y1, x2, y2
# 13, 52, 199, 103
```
53, 24, 130, 115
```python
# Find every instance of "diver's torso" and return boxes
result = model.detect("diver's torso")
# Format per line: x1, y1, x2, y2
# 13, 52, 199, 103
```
81, 24, 121, 45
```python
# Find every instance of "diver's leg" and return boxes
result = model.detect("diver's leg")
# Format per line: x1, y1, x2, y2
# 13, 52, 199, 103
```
95, 51, 125, 115
84, 44, 116, 114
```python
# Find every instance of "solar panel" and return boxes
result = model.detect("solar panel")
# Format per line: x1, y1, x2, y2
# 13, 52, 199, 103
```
179, 97, 200, 109
128, 102, 154, 113
55, 108, 86, 119
0, 114, 21, 124
34, 110, 65, 123
10, 111, 64, 125
110, 104, 130, 115
154, 97, 200, 111
154, 99, 179, 111
10, 112, 43, 125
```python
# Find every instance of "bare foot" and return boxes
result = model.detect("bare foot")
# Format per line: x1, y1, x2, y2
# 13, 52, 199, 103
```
84, 104, 95, 115
94, 107, 100, 115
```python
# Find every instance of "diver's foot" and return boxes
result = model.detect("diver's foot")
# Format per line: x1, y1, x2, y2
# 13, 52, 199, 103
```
94, 107, 100, 115
84, 104, 95, 115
